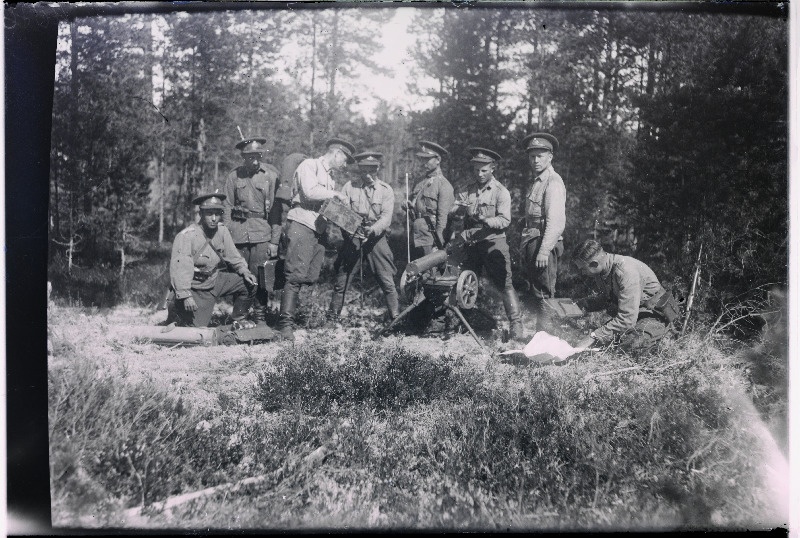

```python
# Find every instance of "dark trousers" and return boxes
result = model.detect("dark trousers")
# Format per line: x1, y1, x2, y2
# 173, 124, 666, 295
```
283, 220, 327, 294
618, 315, 669, 351
330, 234, 397, 311
461, 236, 514, 291
173, 272, 255, 327
521, 236, 563, 298
237, 241, 271, 307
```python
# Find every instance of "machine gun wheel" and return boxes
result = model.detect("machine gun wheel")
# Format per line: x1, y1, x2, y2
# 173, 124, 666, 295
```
399, 269, 421, 304
454, 269, 478, 310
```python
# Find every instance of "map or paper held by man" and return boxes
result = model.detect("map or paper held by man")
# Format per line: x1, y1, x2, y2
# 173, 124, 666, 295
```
499, 331, 599, 364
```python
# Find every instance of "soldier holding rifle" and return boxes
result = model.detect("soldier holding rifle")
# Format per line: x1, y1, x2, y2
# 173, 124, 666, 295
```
327, 152, 400, 323
520, 132, 566, 332
222, 136, 281, 326
169, 193, 258, 328
404, 140, 455, 259
276, 138, 355, 341
450, 147, 525, 342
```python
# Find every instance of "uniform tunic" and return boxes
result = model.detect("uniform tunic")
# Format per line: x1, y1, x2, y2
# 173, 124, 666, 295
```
330, 178, 398, 311
410, 168, 455, 251
587, 254, 667, 345
453, 178, 515, 290
284, 157, 339, 287
169, 223, 254, 327
222, 164, 281, 245
521, 164, 567, 298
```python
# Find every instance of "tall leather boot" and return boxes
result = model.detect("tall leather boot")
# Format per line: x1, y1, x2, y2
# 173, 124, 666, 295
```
533, 297, 553, 334
327, 287, 346, 325
277, 285, 298, 342
251, 289, 269, 326
385, 291, 400, 321
503, 288, 526, 342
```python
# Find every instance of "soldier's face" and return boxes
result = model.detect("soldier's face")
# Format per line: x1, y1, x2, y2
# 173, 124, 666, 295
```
333, 149, 349, 169
420, 156, 440, 173
200, 209, 223, 230
528, 150, 552, 174
360, 166, 379, 184
243, 153, 261, 168
475, 163, 494, 185
575, 256, 603, 276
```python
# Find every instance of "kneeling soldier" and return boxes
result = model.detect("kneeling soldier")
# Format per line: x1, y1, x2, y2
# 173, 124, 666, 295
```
572, 240, 679, 352
328, 152, 400, 322
169, 193, 258, 327
451, 147, 525, 342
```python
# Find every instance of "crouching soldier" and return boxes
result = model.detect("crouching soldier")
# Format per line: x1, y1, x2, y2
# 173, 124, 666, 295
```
450, 147, 525, 342
169, 193, 258, 328
572, 240, 680, 352
328, 152, 400, 322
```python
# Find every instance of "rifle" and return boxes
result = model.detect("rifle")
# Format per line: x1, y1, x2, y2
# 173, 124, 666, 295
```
405, 172, 411, 263
681, 243, 703, 336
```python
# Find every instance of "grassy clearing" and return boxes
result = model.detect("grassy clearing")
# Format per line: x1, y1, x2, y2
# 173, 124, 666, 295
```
47, 301, 786, 531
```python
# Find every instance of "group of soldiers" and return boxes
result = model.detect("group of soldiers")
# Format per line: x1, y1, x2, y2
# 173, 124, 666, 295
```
169, 132, 679, 352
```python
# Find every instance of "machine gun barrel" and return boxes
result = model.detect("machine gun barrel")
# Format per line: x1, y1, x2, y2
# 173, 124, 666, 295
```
404, 249, 448, 278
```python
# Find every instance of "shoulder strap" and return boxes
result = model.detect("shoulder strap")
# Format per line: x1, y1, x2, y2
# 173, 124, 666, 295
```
192, 234, 215, 265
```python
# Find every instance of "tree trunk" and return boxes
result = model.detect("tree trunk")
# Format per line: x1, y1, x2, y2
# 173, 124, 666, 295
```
309, 16, 317, 148
158, 135, 166, 243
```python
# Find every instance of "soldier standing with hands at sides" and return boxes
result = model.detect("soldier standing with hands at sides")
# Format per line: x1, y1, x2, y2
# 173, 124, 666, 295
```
222, 137, 281, 326
520, 132, 566, 333
169, 193, 258, 328
404, 140, 455, 259
327, 152, 400, 323
276, 138, 356, 341
450, 148, 526, 342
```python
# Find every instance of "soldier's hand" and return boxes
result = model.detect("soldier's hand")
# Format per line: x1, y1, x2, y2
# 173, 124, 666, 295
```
243, 271, 257, 287
575, 335, 595, 351
535, 252, 549, 268
183, 297, 198, 312
267, 243, 279, 258
333, 191, 347, 202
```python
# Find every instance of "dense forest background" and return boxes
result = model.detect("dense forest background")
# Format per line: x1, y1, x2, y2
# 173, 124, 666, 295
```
47, 5, 788, 321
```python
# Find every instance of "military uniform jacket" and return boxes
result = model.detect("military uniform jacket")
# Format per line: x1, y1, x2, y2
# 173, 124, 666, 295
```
287, 157, 339, 233
524, 165, 566, 255
170, 223, 250, 299
411, 169, 455, 236
591, 254, 664, 341
222, 164, 281, 244
453, 178, 511, 243
342, 178, 395, 236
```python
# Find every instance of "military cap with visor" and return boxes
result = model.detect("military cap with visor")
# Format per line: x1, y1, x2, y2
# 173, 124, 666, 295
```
326, 137, 356, 164
415, 140, 449, 159
354, 151, 383, 167
522, 132, 559, 152
236, 137, 268, 154
193, 192, 227, 210
468, 147, 502, 164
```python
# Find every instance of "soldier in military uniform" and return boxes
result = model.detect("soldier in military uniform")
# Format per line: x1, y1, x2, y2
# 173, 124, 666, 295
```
277, 138, 355, 341
169, 193, 258, 328
572, 239, 677, 352
450, 147, 525, 342
404, 140, 455, 259
327, 152, 400, 322
222, 137, 282, 326
520, 132, 566, 332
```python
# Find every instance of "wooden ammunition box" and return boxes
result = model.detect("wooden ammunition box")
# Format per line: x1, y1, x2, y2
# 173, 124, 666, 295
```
543, 298, 584, 319
320, 198, 363, 236
257, 259, 285, 292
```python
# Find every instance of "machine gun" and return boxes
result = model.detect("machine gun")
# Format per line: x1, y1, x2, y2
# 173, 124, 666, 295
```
379, 235, 489, 349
